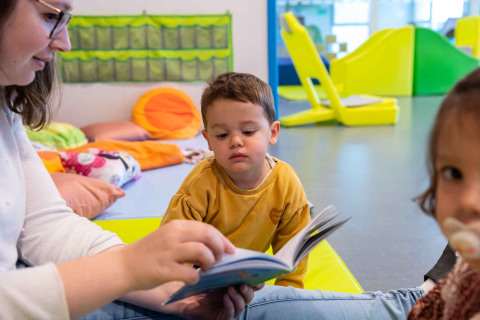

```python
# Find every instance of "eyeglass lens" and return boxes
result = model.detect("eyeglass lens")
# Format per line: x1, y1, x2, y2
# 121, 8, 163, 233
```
50, 13, 72, 38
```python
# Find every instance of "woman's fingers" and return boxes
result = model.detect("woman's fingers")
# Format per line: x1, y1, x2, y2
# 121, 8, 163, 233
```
173, 221, 234, 261
124, 220, 236, 291
228, 286, 247, 317
176, 241, 216, 272
253, 283, 265, 291
222, 292, 235, 320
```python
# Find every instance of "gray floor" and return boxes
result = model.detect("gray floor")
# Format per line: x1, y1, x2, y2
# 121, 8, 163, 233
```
270, 95, 448, 292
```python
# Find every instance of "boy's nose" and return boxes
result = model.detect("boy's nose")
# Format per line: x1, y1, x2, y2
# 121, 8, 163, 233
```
230, 135, 243, 148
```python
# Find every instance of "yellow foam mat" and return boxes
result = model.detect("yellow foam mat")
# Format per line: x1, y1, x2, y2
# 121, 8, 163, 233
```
93, 218, 363, 294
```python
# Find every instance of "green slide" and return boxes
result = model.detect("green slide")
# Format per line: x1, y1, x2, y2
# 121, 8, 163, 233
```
413, 27, 480, 95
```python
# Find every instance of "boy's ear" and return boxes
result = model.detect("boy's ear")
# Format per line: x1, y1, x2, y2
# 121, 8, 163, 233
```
201, 129, 213, 151
269, 121, 280, 146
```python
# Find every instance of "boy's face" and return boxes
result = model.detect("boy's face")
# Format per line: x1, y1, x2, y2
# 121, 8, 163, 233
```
435, 118, 480, 269
202, 99, 280, 184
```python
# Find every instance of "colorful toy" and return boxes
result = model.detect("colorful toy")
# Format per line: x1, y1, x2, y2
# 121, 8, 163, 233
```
444, 218, 480, 260
279, 12, 398, 127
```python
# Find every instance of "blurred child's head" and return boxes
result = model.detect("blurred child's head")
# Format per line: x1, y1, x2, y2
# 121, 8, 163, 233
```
201, 72, 276, 128
417, 68, 480, 266
200, 72, 280, 189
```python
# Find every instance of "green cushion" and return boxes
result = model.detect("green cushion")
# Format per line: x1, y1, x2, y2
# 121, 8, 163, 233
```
26, 122, 88, 150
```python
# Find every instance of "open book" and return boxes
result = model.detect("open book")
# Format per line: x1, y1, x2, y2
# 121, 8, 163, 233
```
165, 205, 350, 304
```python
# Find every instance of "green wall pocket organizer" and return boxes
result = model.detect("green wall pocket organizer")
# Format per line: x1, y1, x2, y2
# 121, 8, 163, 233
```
59, 14, 233, 83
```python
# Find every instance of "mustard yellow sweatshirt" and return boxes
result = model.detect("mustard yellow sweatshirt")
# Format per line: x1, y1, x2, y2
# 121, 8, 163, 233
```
161, 156, 310, 288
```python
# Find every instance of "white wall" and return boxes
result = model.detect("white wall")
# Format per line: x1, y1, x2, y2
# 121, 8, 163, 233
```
55, 0, 268, 127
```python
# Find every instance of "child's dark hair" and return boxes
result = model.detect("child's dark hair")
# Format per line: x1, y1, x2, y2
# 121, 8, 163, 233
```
200, 72, 275, 127
416, 67, 480, 216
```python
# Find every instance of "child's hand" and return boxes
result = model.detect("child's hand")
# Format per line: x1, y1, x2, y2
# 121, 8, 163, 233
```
120, 220, 235, 291
443, 218, 480, 269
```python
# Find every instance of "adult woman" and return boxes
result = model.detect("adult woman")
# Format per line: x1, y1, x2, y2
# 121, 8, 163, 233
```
0, 0, 256, 318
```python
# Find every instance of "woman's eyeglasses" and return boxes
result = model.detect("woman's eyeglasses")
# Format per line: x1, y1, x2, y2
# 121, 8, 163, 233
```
36, 0, 72, 39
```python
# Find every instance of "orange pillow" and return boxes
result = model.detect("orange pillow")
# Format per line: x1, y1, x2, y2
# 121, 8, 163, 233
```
80, 121, 152, 142
64, 140, 184, 171
132, 88, 201, 140
38, 151, 65, 173
51, 172, 125, 219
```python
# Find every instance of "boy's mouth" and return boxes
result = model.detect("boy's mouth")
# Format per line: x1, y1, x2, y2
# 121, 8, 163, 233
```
229, 152, 247, 160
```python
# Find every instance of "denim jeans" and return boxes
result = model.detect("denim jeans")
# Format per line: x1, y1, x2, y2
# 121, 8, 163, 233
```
80, 286, 423, 320
238, 285, 424, 320
78, 301, 185, 320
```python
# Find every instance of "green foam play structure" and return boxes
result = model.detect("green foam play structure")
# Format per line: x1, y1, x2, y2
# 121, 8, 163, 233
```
413, 27, 480, 95
330, 26, 415, 97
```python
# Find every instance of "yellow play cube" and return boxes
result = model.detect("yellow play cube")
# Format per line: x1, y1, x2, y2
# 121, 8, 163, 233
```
456, 16, 480, 58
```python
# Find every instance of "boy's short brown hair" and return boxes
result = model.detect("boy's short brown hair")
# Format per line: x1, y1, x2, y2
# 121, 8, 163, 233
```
416, 67, 480, 216
200, 72, 276, 127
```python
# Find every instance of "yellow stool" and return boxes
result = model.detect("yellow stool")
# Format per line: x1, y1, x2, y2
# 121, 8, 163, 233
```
93, 217, 363, 293
280, 12, 398, 127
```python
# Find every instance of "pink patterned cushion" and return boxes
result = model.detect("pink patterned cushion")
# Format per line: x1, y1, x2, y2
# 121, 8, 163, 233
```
59, 148, 141, 187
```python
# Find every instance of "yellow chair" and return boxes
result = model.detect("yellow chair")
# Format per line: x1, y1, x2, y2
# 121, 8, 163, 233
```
279, 12, 398, 127
93, 217, 363, 294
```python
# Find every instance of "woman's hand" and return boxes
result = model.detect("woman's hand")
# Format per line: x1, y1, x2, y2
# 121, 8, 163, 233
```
121, 220, 235, 291
121, 281, 265, 320
161, 283, 265, 320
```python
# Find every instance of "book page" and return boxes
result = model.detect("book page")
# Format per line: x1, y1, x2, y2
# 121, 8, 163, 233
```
274, 205, 340, 268
208, 248, 289, 271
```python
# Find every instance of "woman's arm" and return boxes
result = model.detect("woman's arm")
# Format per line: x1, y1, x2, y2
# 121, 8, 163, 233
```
57, 220, 235, 319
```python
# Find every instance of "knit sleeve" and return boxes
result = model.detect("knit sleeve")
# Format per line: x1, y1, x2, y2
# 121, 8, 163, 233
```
408, 279, 446, 319
161, 192, 204, 225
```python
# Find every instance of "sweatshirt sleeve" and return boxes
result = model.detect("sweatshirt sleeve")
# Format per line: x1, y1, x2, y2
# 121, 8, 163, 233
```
272, 202, 311, 288
0, 264, 69, 320
161, 192, 204, 225
2, 116, 123, 319
16, 119, 123, 265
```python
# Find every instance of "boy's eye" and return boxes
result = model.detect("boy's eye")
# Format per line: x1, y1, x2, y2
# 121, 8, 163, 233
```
243, 130, 255, 136
441, 167, 462, 180
216, 133, 228, 139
